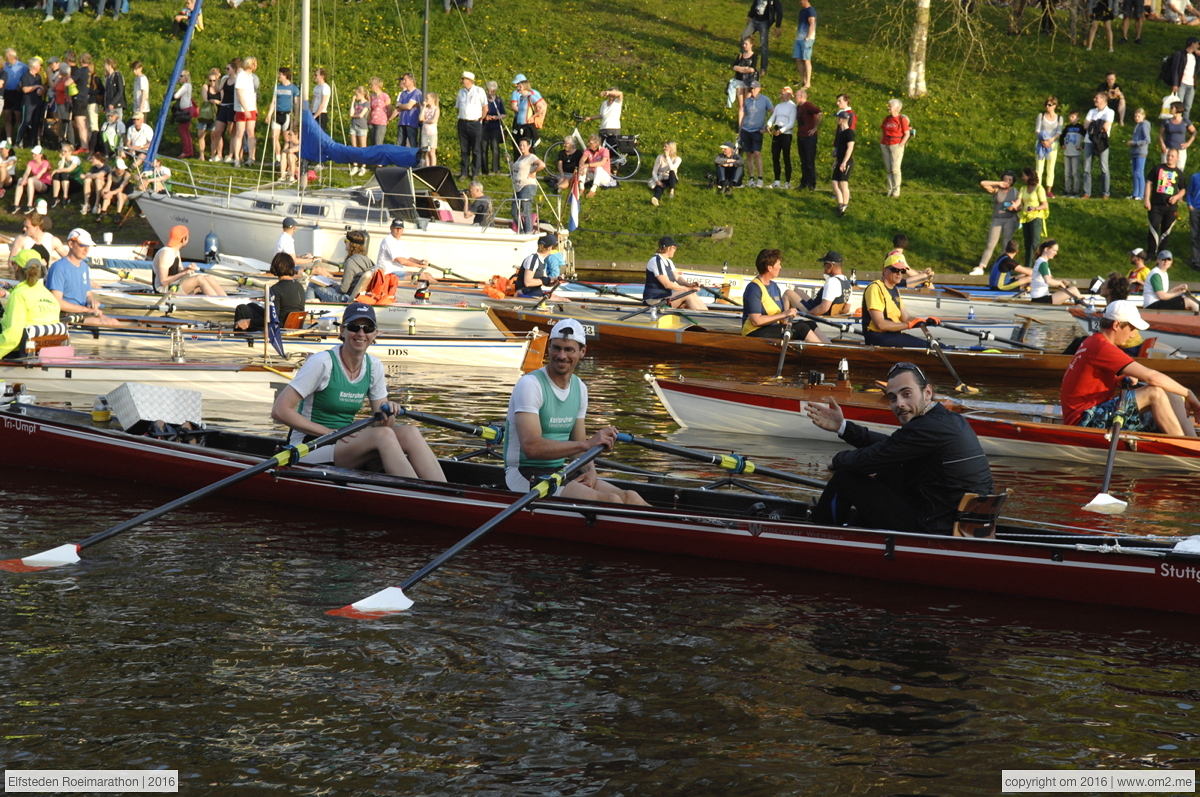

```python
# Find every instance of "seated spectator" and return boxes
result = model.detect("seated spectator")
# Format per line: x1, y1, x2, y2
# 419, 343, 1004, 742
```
10, 145, 51, 215
99, 109, 126, 157
579, 134, 616, 198
123, 113, 153, 170
138, 157, 172, 193
49, 143, 82, 208
81, 152, 111, 215
649, 140, 680, 207
0, 139, 16, 198
98, 157, 133, 216
549, 136, 582, 192
714, 141, 744, 196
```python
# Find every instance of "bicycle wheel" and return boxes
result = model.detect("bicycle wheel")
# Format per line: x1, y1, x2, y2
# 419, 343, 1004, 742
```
543, 141, 563, 167
611, 146, 641, 181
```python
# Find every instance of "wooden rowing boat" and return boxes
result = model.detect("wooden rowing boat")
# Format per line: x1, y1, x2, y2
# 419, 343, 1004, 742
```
650, 377, 1200, 472
6, 400, 1200, 616
485, 306, 1200, 389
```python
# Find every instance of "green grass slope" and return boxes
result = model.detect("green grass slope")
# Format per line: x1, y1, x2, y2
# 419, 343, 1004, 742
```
0, 0, 1191, 276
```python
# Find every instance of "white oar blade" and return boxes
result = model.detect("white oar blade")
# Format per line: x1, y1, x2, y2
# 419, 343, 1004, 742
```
0, 543, 82, 572
326, 586, 414, 619
1083, 493, 1128, 515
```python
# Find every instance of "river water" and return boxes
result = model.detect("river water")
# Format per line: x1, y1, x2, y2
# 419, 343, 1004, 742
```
3, 343, 1200, 795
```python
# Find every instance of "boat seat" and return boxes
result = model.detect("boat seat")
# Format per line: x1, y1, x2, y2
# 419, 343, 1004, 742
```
952, 489, 1012, 539
283, 311, 307, 330
14, 322, 70, 357
1133, 336, 1159, 358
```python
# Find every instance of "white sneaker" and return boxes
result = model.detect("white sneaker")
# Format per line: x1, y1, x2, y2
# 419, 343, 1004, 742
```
969, 267, 985, 276
770, 180, 780, 189
783, 182, 792, 189
61, 13, 71, 21
43, 14, 53, 21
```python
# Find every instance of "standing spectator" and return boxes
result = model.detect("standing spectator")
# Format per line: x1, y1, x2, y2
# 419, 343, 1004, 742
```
130, 61, 150, 119
580, 134, 616, 197
739, 80, 773, 188
420, 92, 440, 167
3, 49, 28, 146
230, 56, 259, 168
831, 109, 854, 216
714, 141, 745, 195
482, 80, 504, 175
311, 68, 331, 132
1061, 110, 1085, 196
11, 145, 50, 214
85, 55, 102, 140
174, 70, 195, 158
584, 87, 623, 145
1083, 91, 1113, 199
835, 92, 857, 130
794, 87, 822, 190
1130, 107, 1151, 201
393, 72, 422, 148
267, 67, 299, 167
793, 0, 815, 89
123, 112, 152, 170
196, 69, 220, 162
649, 140, 680, 206
367, 78, 391, 152
455, 71, 486, 179
1121, 0, 1144, 43
18, 57, 46, 149
1085, 0, 1116, 53
1034, 96, 1062, 198
1017, 167, 1049, 270
64, 52, 90, 151
1098, 71, 1125, 126
51, 143, 84, 208
509, 74, 546, 149
348, 85, 368, 176
732, 38, 759, 129
550, 135, 581, 191
879, 99, 910, 198
765, 86, 795, 189
742, 0, 783, 78
1145, 147, 1186, 259
103, 59, 126, 118
1161, 101, 1196, 172
50, 64, 70, 145
511, 137, 543, 235
971, 170, 1020, 275
212, 60, 237, 163
1167, 38, 1200, 122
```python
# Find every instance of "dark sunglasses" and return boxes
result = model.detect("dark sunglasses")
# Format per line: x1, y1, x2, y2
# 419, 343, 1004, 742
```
345, 321, 376, 334
887, 361, 927, 382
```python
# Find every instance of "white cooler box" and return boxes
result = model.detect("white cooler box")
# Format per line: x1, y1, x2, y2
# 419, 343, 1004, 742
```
105, 383, 203, 432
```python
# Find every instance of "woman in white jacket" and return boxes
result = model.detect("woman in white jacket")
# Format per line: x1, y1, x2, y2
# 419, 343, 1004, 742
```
649, 141, 680, 207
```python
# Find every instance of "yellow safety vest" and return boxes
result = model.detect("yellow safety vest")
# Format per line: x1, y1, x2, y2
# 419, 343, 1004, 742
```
741, 276, 783, 336
862, 279, 904, 334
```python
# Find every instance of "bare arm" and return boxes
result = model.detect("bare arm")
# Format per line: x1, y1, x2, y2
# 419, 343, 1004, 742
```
514, 412, 614, 462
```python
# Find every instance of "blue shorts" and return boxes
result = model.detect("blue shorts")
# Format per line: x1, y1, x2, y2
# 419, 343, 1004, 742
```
739, 129, 764, 154
1078, 391, 1159, 432
793, 38, 814, 59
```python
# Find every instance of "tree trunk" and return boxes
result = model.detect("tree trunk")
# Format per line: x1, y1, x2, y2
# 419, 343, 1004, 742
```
907, 0, 931, 98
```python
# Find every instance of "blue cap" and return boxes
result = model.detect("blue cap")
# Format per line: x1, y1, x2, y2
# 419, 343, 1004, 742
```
342, 302, 376, 325
282, 216, 297, 228
512, 73, 528, 84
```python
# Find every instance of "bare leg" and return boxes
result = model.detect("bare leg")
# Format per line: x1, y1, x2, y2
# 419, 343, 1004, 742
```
561, 478, 649, 505
392, 424, 446, 481
1136, 385, 1184, 436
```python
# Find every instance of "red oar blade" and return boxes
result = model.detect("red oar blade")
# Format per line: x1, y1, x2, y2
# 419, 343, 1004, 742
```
326, 586, 414, 619
0, 543, 82, 572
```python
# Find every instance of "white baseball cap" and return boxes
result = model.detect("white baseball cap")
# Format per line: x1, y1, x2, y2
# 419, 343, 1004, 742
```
67, 228, 96, 246
549, 318, 587, 342
1103, 299, 1149, 330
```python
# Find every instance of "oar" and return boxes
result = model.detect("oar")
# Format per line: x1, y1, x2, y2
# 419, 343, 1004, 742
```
773, 321, 795, 379
397, 406, 504, 442
327, 445, 607, 618
917, 322, 979, 394
617, 289, 698, 321
1083, 381, 1133, 515
701, 284, 740, 306
615, 433, 828, 489
0, 409, 389, 572
532, 281, 563, 311
934, 320, 1043, 351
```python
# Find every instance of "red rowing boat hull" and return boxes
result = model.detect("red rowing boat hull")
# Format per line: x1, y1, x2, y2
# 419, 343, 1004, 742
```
6, 409, 1200, 616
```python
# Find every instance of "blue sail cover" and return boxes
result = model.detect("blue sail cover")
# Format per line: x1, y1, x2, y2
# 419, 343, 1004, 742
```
300, 110, 420, 168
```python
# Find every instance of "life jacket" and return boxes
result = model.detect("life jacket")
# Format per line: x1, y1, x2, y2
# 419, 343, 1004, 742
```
741, 277, 783, 336
861, 279, 904, 334
824, 274, 853, 316
354, 269, 401, 306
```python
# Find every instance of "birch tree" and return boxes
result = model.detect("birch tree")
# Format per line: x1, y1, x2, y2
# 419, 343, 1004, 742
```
907, 0, 931, 98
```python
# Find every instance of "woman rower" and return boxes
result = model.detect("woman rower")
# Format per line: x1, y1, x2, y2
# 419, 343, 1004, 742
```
271, 302, 447, 481
0, 258, 61, 359
153, 225, 228, 296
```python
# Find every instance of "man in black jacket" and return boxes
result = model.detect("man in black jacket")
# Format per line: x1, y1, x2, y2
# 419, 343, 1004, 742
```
804, 362, 994, 535
742, 0, 784, 78
1166, 38, 1200, 121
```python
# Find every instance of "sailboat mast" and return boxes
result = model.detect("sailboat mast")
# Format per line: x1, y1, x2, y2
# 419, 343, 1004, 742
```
421, 0, 430, 94
301, 0, 311, 114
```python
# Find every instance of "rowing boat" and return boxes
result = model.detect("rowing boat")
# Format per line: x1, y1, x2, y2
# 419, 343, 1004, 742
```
650, 377, 1200, 472
5, 400, 1200, 616
485, 306, 1200, 389
69, 321, 546, 371
1070, 305, 1200, 356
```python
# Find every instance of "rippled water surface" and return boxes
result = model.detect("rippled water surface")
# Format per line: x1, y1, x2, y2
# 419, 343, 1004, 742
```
4, 342, 1200, 795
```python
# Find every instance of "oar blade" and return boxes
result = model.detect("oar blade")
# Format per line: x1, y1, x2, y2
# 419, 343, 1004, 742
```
327, 586, 415, 619
1083, 492, 1128, 515
0, 543, 82, 572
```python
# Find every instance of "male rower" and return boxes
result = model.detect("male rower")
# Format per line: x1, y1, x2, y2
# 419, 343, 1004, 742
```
45, 228, 121, 326
861, 256, 937, 348
643, 236, 707, 311
803, 250, 854, 316
804, 361, 994, 535
377, 218, 435, 283
514, 234, 561, 298
504, 318, 649, 505
1061, 299, 1200, 437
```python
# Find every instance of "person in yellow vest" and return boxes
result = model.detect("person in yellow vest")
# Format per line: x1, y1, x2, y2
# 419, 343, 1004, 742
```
862, 257, 939, 348
741, 248, 830, 341
883, 233, 936, 287
0, 258, 62, 359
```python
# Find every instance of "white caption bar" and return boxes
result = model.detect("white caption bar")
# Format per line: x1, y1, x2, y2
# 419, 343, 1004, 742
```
4, 770, 178, 793
1003, 770, 1196, 793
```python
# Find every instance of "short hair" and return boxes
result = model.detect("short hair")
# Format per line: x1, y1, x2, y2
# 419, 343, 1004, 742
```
1004, 239, 1019, 254
892, 233, 908, 248
28, 57, 41, 68
486, 80, 498, 91
315, 67, 328, 78
1102, 271, 1130, 301
1173, 101, 1186, 115
517, 137, 531, 148
887, 98, 903, 110
755, 248, 782, 274
278, 66, 292, 80
243, 56, 258, 69
26, 212, 45, 229
837, 93, 851, 103
80, 53, 93, 66
468, 180, 483, 193
269, 252, 296, 277
104, 58, 117, 69
130, 60, 142, 70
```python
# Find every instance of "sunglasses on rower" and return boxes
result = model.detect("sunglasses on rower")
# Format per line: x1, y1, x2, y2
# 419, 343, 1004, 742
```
344, 321, 376, 334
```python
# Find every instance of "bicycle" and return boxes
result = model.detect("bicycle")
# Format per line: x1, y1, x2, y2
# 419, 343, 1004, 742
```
542, 112, 642, 181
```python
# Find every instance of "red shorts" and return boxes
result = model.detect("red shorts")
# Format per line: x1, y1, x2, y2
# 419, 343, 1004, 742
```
234, 110, 258, 123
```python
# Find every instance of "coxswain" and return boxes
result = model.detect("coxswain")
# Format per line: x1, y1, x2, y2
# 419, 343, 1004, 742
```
504, 318, 649, 505
804, 361, 994, 534
271, 302, 448, 479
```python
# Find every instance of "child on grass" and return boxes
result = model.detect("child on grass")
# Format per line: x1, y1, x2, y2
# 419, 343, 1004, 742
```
421, 92, 440, 167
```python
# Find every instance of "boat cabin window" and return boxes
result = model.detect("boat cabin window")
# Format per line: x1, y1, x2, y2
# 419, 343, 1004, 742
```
288, 203, 329, 218
343, 207, 393, 224
254, 200, 283, 211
